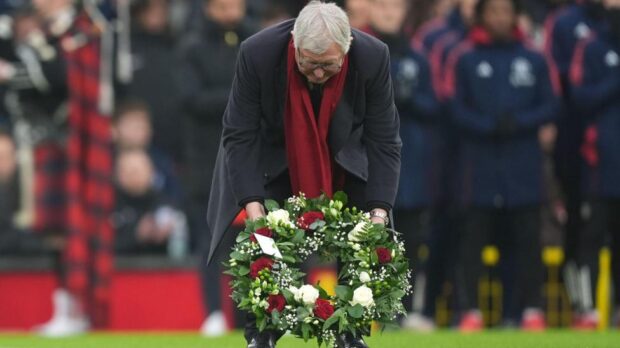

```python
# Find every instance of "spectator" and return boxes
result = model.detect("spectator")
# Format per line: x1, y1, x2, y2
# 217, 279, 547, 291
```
124, 0, 184, 160
445, 0, 561, 332
113, 149, 187, 256
366, 0, 440, 331
176, 0, 257, 337
345, 0, 371, 29
569, 0, 620, 329
112, 100, 182, 205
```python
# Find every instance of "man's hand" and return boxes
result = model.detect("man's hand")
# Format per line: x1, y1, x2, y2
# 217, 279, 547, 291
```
370, 208, 389, 225
245, 201, 266, 221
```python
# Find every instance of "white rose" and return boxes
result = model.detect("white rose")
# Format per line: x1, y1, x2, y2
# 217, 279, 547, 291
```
266, 209, 291, 226
299, 284, 319, 305
289, 286, 302, 302
359, 272, 371, 283
350, 285, 374, 308
348, 222, 367, 242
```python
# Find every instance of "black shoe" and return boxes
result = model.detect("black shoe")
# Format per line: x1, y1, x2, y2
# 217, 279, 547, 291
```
335, 332, 369, 348
246, 331, 276, 348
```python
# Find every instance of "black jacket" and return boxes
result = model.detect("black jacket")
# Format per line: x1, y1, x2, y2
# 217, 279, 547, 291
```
207, 19, 401, 262
177, 18, 256, 198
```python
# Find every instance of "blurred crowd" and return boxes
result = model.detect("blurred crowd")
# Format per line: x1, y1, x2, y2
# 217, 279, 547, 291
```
0, 0, 618, 337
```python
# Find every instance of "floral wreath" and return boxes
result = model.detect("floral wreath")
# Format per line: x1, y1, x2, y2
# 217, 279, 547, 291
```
225, 192, 412, 347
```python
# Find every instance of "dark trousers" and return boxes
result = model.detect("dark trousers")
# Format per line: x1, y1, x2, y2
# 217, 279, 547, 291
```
578, 199, 620, 308
457, 207, 544, 313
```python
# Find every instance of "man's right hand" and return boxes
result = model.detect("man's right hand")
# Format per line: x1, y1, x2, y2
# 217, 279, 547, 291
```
245, 201, 266, 221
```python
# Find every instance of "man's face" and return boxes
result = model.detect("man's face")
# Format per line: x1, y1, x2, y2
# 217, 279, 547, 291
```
370, 0, 408, 34
481, 0, 516, 40
114, 111, 152, 150
346, 0, 371, 29
137, 0, 169, 33
32, 0, 72, 19
205, 0, 246, 29
460, 0, 480, 25
604, 0, 620, 8
116, 152, 154, 197
0, 136, 16, 183
295, 42, 345, 84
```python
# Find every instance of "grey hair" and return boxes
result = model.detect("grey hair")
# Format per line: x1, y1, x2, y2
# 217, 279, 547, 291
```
292, 1, 352, 55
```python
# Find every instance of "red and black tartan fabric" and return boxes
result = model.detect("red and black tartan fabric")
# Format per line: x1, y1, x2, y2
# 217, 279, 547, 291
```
34, 142, 67, 233
62, 13, 114, 328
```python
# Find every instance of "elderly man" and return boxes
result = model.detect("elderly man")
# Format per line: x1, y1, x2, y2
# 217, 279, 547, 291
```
207, 1, 401, 347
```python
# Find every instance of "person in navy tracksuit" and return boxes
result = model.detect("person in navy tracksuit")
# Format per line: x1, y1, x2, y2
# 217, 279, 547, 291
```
569, 5, 620, 327
445, 0, 561, 331
365, 0, 440, 327
543, 0, 603, 273
406, 1, 479, 329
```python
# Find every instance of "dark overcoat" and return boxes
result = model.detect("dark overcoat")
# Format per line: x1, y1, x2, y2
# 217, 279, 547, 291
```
207, 19, 402, 262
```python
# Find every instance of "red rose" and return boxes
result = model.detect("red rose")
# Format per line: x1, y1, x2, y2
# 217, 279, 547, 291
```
297, 211, 325, 230
313, 299, 335, 320
267, 294, 286, 314
376, 247, 392, 264
249, 257, 274, 279
250, 227, 274, 243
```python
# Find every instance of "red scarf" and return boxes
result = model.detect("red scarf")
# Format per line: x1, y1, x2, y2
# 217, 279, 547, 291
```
284, 39, 349, 198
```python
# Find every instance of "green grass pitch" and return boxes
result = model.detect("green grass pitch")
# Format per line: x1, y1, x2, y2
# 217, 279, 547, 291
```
0, 331, 619, 348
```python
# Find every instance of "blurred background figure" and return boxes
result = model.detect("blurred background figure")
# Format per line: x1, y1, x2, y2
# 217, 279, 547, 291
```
113, 149, 187, 256
344, 0, 371, 29
445, 0, 560, 332
569, 0, 620, 330
365, 0, 440, 332
122, 0, 183, 161
112, 100, 182, 206
176, 0, 257, 337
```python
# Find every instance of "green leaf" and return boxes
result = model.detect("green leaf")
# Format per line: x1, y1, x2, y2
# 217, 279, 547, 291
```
265, 199, 280, 212
338, 314, 349, 333
322, 308, 343, 330
317, 285, 329, 299
237, 265, 250, 276
272, 310, 280, 325
292, 229, 305, 243
335, 285, 353, 302
282, 254, 296, 263
301, 322, 311, 341
347, 304, 364, 318
257, 315, 267, 332
333, 191, 348, 206
230, 251, 248, 261
282, 289, 295, 304
297, 307, 311, 321
390, 289, 406, 300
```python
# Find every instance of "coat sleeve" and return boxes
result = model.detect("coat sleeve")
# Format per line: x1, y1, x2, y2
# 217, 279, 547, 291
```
512, 56, 561, 130
363, 44, 402, 210
448, 54, 497, 135
410, 54, 440, 123
221, 42, 266, 206
569, 38, 620, 115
